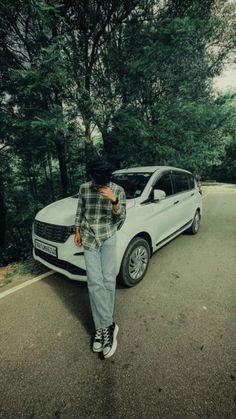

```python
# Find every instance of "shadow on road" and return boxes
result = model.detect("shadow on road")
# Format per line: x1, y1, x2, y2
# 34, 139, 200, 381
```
42, 271, 126, 338
43, 273, 94, 335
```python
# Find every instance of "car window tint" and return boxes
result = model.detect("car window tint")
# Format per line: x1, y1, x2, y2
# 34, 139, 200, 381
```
173, 173, 190, 193
154, 173, 173, 196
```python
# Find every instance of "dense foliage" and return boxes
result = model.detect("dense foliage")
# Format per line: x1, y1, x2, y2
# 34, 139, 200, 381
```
0, 0, 235, 265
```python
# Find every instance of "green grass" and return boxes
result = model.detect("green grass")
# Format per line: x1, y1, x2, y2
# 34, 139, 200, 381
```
0, 258, 48, 289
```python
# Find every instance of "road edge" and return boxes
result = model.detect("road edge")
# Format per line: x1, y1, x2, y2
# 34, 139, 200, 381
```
0, 270, 54, 300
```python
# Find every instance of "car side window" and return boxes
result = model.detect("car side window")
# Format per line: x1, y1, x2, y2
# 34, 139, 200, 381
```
173, 172, 190, 193
188, 175, 195, 189
154, 173, 173, 197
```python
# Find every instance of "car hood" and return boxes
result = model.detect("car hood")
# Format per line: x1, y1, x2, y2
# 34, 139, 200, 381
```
34, 196, 135, 226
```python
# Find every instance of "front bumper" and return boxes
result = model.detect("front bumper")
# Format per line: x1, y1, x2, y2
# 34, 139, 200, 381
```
32, 233, 87, 281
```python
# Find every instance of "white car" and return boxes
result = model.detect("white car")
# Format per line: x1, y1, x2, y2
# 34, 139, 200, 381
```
32, 166, 202, 287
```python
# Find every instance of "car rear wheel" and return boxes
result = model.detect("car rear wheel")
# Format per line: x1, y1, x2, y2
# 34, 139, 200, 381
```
118, 237, 151, 287
187, 210, 201, 235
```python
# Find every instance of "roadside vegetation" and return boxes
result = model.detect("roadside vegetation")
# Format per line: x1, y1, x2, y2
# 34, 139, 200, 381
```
0, 258, 48, 289
0, 0, 235, 266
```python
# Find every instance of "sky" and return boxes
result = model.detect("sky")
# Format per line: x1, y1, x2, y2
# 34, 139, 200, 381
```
214, 64, 236, 92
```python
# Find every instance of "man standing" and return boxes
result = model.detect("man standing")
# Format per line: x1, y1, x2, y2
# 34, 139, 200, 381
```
74, 158, 126, 359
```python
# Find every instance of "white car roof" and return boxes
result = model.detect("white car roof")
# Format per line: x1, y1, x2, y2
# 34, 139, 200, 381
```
113, 166, 191, 174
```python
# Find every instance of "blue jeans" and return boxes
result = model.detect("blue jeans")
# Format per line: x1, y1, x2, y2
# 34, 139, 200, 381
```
83, 233, 117, 329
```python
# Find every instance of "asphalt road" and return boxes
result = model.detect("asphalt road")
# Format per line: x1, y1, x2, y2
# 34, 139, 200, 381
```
0, 184, 235, 419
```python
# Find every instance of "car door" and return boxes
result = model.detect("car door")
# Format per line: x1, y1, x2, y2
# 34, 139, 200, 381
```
171, 171, 195, 228
149, 171, 180, 247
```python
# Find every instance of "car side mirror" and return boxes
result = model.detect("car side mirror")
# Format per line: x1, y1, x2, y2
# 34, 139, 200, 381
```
153, 189, 166, 201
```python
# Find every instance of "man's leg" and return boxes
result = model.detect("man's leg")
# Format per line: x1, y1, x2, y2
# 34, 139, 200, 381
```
100, 233, 119, 358
83, 246, 113, 330
100, 233, 117, 322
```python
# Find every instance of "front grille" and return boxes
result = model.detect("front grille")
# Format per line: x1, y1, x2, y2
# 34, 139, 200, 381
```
34, 248, 86, 276
34, 220, 72, 243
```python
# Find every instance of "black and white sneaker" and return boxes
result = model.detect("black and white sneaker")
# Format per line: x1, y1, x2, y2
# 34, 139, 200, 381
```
92, 328, 103, 352
102, 323, 119, 359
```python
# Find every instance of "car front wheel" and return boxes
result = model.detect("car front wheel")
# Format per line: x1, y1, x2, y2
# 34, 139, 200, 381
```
119, 237, 151, 287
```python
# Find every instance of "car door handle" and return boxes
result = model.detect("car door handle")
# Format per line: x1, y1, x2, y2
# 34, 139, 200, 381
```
174, 200, 179, 205
190, 193, 194, 196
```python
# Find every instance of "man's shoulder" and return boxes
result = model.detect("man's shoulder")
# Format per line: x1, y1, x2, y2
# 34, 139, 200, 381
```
79, 180, 92, 191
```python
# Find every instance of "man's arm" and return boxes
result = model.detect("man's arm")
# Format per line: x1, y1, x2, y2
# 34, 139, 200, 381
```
112, 189, 126, 223
74, 186, 84, 245
74, 185, 84, 227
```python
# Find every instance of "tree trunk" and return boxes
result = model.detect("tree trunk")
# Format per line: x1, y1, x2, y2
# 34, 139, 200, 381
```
43, 162, 53, 201
32, 169, 39, 202
47, 152, 55, 201
26, 167, 37, 202
54, 138, 68, 197
0, 170, 6, 248
84, 124, 92, 178
102, 131, 121, 169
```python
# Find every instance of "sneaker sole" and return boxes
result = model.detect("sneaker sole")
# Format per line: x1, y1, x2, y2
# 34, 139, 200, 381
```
104, 324, 119, 359
92, 346, 103, 353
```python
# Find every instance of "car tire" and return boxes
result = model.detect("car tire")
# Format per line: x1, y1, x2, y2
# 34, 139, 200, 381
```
118, 237, 151, 287
187, 210, 201, 235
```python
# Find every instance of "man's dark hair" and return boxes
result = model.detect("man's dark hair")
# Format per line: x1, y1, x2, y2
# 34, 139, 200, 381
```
88, 158, 114, 185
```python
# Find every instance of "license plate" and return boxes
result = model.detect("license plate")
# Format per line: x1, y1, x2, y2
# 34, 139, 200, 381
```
35, 239, 57, 257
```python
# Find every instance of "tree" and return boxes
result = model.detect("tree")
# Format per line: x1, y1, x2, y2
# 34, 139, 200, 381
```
100, 0, 235, 174
205, 93, 236, 182
0, 0, 72, 196
61, 0, 150, 169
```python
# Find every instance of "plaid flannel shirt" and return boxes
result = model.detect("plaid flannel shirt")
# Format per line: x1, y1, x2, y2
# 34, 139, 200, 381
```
74, 180, 126, 250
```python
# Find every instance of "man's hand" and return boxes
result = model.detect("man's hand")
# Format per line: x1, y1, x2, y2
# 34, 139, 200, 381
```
74, 227, 82, 246
98, 186, 116, 202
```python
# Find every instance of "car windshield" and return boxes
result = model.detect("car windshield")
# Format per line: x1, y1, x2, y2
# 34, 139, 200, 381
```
71, 172, 152, 199
111, 172, 152, 199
